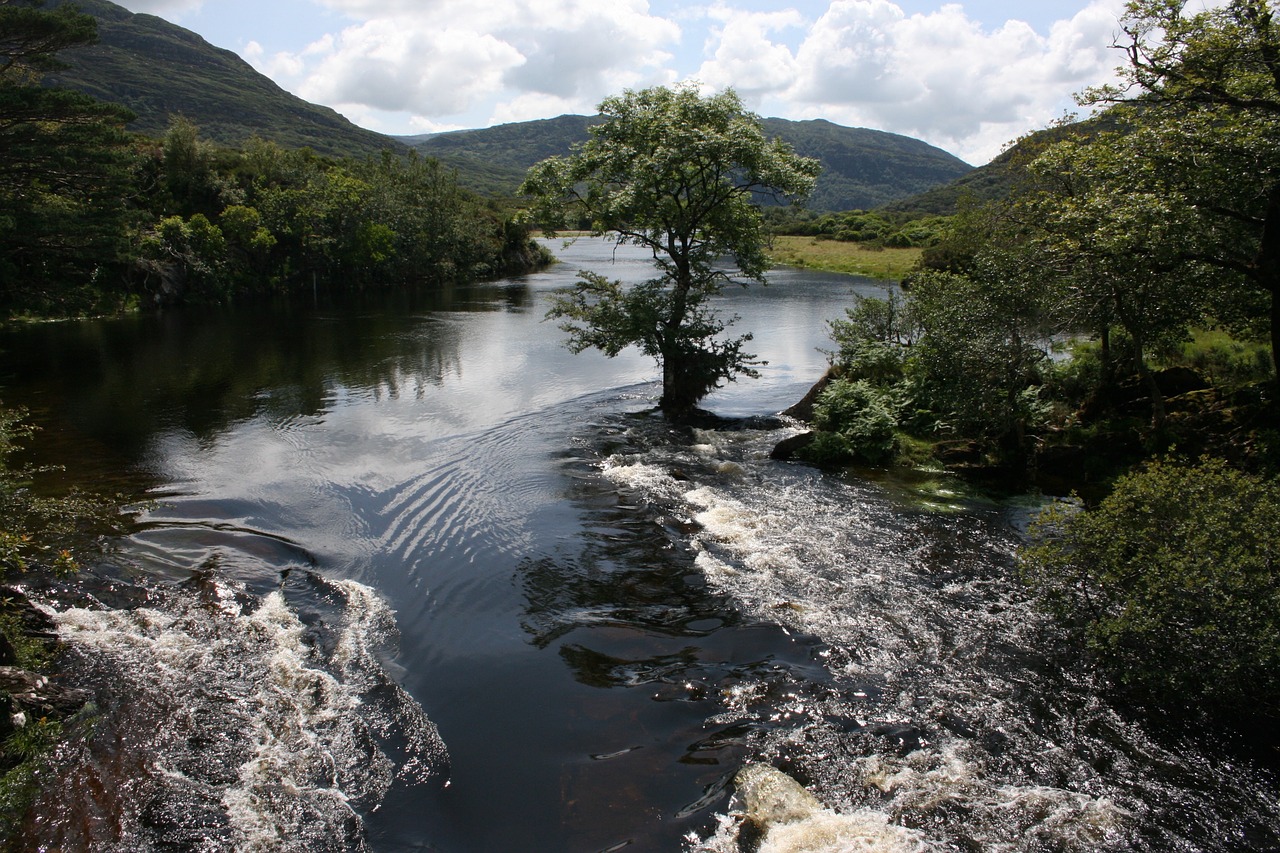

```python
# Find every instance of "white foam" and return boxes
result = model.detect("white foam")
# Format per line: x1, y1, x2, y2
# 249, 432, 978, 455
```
48, 577, 445, 849
688, 765, 930, 853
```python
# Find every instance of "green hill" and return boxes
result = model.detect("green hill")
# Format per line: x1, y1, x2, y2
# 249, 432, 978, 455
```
41, 0, 400, 158
403, 115, 973, 211
761, 118, 972, 212
882, 117, 1116, 215
40, 0, 973, 208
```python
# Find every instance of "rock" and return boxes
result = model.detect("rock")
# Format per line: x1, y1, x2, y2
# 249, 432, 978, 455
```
0, 665, 91, 715
771, 431, 816, 461
781, 367, 838, 423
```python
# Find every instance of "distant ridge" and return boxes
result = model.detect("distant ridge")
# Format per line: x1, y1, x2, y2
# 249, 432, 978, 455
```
403, 115, 974, 211
40, 0, 973, 209
42, 0, 400, 158
882, 116, 1114, 216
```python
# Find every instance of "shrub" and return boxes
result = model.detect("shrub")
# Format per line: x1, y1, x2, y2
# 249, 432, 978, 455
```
1021, 456, 1280, 719
811, 379, 898, 463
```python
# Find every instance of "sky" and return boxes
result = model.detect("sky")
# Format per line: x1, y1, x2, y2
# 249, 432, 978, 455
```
110, 0, 1162, 165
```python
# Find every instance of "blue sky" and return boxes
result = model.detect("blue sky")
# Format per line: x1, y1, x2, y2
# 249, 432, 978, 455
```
114, 0, 1155, 164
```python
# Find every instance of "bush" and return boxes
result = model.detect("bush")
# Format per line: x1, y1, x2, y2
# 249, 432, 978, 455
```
811, 379, 898, 463
1021, 456, 1280, 719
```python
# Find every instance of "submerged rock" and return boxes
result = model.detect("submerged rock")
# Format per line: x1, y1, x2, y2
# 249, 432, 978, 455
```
732, 764, 928, 853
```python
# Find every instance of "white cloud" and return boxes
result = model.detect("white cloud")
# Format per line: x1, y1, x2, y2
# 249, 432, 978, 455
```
233, 0, 1128, 164
695, 5, 806, 96
294, 20, 524, 115
258, 0, 679, 122
784, 0, 1127, 161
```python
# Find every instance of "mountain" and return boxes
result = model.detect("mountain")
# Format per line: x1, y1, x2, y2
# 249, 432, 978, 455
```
882, 116, 1117, 216
760, 118, 972, 212
41, 0, 972, 209
41, 0, 400, 158
396, 115, 601, 198
403, 116, 974, 212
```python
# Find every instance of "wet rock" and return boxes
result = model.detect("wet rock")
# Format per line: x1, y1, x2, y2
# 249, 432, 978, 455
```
771, 431, 816, 461
781, 367, 837, 423
0, 665, 91, 716
732, 764, 928, 853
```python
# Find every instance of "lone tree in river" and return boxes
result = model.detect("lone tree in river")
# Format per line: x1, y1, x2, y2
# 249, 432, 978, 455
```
520, 84, 820, 418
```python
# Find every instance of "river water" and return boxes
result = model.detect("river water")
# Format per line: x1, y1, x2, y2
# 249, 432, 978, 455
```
1, 238, 1277, 851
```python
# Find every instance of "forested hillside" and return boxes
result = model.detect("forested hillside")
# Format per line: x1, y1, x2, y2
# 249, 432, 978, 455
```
408, 115, 972, 210
1, 3, 546, 317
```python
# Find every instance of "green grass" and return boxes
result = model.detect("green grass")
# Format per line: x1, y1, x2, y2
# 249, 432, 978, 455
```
1163, 329, 1274, 389
770, 236, 922, 281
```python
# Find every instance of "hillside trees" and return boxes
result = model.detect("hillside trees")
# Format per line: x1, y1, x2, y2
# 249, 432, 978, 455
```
1016, 134, 1216, 425
521, 85, 820, 418
129, 125, 547, 304
0, 0, 136, 311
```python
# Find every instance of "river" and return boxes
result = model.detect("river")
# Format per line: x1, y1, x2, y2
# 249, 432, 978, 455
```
1, 238, 1277, 851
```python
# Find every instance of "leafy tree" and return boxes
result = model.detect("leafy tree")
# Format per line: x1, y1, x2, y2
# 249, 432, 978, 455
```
1079, 0, 1280, 376
828, 290, 919, 385
1022, 456, 1280, 718
1019, 131, 1215, 425
138, 213, 229, 300
905, 256, 1055, 452
520, 84, 820, 417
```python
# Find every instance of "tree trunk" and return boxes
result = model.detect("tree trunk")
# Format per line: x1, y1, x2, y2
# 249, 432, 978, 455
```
1099, 325, 1114, 386
659, 270, 698, 419
1259, 182, 1280, 379
1134, 333, 1166, 429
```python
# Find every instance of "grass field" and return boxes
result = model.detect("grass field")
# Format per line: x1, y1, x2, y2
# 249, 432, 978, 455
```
769, 236, 922, 281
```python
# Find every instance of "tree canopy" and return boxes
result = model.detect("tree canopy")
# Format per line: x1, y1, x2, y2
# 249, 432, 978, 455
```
520, 84, 820, 417
1079, 0, 1280, 374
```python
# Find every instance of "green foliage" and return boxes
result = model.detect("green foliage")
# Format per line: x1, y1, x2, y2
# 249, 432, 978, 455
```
0, 716, 63, 838
1022, 457, 1280, 717
523, 84, 820, 417
1162, 330, 1275, 391
828, 291, 917, 380
0, 1, 137, 313
906, 266, 1054, 446
809, 379, 898, 464
775, 209, 953, 248
1075, 0, 1280, 374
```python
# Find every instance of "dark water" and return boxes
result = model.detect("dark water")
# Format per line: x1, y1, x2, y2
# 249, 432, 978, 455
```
1, 239, 1277, 851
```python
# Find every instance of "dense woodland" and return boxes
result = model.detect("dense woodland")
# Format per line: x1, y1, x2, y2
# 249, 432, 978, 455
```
0, 1, 547, 319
